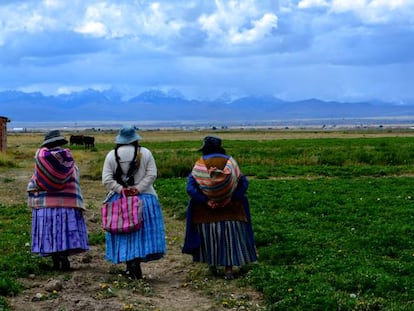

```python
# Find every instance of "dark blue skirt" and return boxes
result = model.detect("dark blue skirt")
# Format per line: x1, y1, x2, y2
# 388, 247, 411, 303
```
192, 220, 257, 267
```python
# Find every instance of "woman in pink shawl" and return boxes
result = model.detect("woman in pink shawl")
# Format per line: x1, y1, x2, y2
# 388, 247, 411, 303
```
27, 130, 89, 271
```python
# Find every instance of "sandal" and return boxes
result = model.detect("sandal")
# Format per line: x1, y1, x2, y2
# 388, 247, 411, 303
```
224, 271, 234, 280
60, 256, 71, 271
224, 265, 234, 280
209, 266, 219, 276
51, 255, 60, 271
126, 259, 143, 280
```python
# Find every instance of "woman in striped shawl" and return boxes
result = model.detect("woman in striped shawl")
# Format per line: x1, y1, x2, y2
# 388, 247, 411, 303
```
27, 130, 89, 271
182, 136, 257, 280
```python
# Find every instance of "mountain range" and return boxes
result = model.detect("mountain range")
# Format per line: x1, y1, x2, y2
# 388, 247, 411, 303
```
2, 89, 414, 126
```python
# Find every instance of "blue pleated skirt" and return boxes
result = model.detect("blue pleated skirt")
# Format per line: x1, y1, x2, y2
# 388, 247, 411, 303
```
31, 207, 89, 256
192, 220, 257, 267
105, 193, 166, 264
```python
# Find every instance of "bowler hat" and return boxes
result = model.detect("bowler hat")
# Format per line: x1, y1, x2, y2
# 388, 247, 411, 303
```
198, 136, 222, 151
41, 130, 68, 147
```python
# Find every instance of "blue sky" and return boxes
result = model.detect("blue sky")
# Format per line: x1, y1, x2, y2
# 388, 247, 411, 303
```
0, 0, 413, 102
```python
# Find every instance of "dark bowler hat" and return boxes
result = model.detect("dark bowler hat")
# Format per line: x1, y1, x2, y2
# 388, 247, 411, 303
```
198, 136, 222, 151
41, 130, 68, 147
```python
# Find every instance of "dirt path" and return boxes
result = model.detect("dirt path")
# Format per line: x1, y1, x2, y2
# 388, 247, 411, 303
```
4, 172, 264, 311
8, 218, 264, 311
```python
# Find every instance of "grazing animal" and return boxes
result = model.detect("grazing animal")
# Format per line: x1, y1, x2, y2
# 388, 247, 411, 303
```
83, 136, 95, 149
70, 135, 84, 146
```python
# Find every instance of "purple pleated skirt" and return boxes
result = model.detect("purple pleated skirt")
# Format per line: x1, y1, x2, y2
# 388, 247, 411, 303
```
31, 207, 89, 256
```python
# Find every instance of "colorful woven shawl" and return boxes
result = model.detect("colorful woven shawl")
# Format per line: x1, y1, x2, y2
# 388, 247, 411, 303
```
191, 154, 240, 206
33, 147, 75, 191
27, 147, 84, 210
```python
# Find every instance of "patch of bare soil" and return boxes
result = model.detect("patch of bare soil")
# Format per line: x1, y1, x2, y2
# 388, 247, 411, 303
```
2, 169, 264, 311
8, 220, 264, 311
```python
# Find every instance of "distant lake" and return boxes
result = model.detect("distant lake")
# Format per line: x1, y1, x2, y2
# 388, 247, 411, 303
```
8, 117, 414, 132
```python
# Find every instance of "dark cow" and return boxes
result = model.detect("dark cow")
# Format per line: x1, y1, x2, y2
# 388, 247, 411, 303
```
83, 136, 95, 148
70, 135, 84, 146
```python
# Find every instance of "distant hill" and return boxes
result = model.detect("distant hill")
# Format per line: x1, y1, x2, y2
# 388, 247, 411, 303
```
2, 89, 414, 124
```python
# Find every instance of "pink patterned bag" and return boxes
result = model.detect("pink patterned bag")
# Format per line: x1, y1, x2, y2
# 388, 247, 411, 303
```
101, 191, 144, 233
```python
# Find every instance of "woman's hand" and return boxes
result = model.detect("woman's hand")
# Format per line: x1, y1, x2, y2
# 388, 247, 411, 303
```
207, 200, 222, 209
207, 199, 232, 209
124, 187, 139, 196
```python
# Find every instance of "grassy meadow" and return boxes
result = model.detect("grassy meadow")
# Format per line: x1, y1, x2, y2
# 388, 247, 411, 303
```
1, 129, 414, 310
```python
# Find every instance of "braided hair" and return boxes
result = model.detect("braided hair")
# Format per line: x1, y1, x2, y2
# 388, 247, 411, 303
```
113, 141, 141, 187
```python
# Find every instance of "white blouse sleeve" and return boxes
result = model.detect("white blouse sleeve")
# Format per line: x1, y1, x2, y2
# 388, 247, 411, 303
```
102, 150, 123, 193
134, 147, 157, 193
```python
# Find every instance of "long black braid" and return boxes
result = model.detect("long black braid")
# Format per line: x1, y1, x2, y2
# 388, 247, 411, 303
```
114, 141, 140, 187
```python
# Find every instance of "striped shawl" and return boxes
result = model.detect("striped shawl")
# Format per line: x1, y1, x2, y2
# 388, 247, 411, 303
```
27, 147, 84, 210
191, 154, 240, 206
33, 147, 75, 191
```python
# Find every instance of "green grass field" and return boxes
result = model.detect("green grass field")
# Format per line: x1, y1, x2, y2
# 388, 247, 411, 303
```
1, 130, 414, 310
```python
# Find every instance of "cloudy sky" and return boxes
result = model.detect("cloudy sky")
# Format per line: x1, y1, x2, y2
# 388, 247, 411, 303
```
0, 0, 413, 102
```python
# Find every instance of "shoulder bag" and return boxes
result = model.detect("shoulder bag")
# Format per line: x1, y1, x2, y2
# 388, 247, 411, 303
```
101, 191, 144, 233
